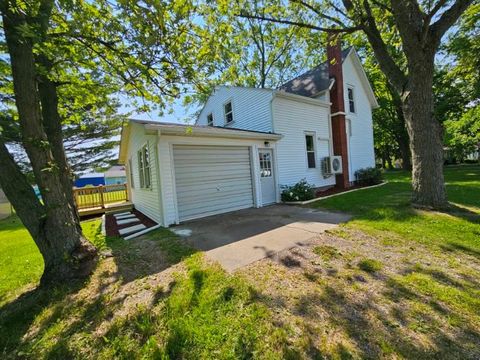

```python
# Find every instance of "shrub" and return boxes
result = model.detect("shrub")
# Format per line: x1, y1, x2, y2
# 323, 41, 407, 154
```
354, 167, 383, 186
281, 179, 315, 202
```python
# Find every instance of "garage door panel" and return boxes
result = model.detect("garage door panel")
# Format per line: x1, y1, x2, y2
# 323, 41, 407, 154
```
173, 162, 251, 173
181, 199, 255, 221
173, 145, 254, 221
176, 182, 253, 197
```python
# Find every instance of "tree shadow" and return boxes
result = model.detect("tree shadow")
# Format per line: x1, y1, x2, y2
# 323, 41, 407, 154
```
0, 228, 195, 357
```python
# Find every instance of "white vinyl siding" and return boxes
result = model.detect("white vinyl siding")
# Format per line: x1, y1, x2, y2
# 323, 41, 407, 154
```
172, 145, 254, 221
272, 96, 335, 188
126, 122, 162, 223
197, 86, 274, 132
342, 56, 376, 180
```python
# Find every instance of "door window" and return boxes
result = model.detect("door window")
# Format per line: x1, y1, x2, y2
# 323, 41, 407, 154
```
259, 152, 272, 177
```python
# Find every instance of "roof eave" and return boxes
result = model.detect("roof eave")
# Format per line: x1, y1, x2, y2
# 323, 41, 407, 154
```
143, 124, 283, 141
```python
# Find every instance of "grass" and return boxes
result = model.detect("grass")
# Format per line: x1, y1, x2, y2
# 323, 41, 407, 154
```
311, 164, 480, 255
358, 258, 383, 273
0, 164, 479, 359
0, 217, 290, 359
313, 244, 342, 261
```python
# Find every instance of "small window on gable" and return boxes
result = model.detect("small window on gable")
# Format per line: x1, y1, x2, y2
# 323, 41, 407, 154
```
224, 101, 233, 124
207, 113, 214, 126
305, 134, 316, 169
347, 87, 355, 113
137, 144, 151, 189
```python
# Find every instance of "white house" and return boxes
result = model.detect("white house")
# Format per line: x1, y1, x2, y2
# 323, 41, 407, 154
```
118, 44, 378, 227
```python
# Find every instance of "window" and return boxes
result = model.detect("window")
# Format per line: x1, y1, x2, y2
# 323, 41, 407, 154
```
128, 158, 134, 188
224, 101, 233, 124
137, 144, 151, 189
305, 134, 316, 168
347, 87, 355, 113
259, 152, 272, 177
207, 113, 214, 126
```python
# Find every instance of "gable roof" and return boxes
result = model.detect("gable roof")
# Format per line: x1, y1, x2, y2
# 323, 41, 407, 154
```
278, 47, 352, 97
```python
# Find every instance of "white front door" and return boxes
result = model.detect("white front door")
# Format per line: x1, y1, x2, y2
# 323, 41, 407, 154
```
258, 149, 276, 205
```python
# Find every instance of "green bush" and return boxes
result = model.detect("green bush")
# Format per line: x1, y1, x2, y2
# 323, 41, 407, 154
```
354, 167, 383, 186
281, 179, 315, 202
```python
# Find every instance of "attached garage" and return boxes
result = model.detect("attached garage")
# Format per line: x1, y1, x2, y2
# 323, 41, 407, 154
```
173, 145, 254, 221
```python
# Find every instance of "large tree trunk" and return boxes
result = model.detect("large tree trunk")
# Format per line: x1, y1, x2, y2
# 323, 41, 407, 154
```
2, 6, 97, 285
402, 60, 448, 209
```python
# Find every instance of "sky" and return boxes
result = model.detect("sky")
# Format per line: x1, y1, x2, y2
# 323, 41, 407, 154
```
119, 95, 199, 125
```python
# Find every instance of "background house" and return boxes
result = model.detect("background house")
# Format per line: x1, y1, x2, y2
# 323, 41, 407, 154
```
104, 165, 127, 185
74, 173, 105, 188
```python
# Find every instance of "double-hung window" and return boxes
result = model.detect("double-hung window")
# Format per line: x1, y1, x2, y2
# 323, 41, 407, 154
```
347, 87, 355, 113
305, 133, 316, 168
138, 144, 151, 189
224, 101, 233, 124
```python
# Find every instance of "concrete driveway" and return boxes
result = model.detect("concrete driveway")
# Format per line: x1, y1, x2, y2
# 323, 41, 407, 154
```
172, 205, 351, 271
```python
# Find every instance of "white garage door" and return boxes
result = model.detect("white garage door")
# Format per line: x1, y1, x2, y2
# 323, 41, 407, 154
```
173, 145, 254, 221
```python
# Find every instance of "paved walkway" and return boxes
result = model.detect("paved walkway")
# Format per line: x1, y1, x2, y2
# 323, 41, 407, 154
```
172, 205, 351, 271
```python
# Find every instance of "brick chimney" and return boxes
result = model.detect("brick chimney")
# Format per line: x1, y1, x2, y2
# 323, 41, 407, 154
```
327, 35, 350, 189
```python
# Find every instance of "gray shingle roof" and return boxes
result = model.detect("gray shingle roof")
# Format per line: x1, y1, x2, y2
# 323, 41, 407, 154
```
278, 47, 352, 97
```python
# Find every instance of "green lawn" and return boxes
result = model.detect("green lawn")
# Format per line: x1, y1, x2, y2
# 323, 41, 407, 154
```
312, 164, 480, 255
0, 164, 478, 359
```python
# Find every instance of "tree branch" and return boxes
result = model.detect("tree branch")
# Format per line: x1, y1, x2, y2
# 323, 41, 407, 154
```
237, 11, 360, 33
428, 0, 474, 45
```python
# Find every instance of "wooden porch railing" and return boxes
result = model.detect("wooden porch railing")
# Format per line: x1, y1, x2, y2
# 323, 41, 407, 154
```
73, 184, 128, 210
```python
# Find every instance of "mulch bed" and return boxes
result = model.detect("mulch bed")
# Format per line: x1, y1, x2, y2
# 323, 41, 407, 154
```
314, 182, 378, 198
105, 208, 157, 237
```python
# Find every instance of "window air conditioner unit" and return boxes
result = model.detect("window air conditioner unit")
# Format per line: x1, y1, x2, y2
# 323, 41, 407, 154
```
322, 156, 343, 175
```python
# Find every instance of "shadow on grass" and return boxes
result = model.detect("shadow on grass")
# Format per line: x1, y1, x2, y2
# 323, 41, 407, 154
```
0, 227, 196, 358
258, 249, 480, 359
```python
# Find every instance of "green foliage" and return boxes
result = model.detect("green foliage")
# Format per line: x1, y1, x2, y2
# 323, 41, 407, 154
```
444, 106, 480, 162
358, 258, 383, 273
281, 178, 315, 202
354, 167, 383, 186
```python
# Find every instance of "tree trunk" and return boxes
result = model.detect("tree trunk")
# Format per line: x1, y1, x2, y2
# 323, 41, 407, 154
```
37, 55, 81, 228
2, 7, 97, 285
402, 60, 448, 209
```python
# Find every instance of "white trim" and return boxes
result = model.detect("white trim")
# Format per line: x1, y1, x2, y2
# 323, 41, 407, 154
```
168, 143, 180, 225
143, 123, 282, 141
331, 111, 346, 117
250, 145, 261, 208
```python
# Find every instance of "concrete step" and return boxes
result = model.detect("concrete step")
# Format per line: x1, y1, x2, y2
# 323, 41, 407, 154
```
115, 214, 136, 220
119, 224, 146, 236
114, 211, 131, 218
117, 217, 140, 225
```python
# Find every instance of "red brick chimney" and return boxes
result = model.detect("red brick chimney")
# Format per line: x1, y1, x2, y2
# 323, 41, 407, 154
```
327, 35, 350, 189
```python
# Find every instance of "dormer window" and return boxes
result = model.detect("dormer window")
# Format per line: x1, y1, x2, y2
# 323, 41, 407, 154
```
224, 101, 233, 124
207, 113, 214, 126
347, 87, 355, 113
